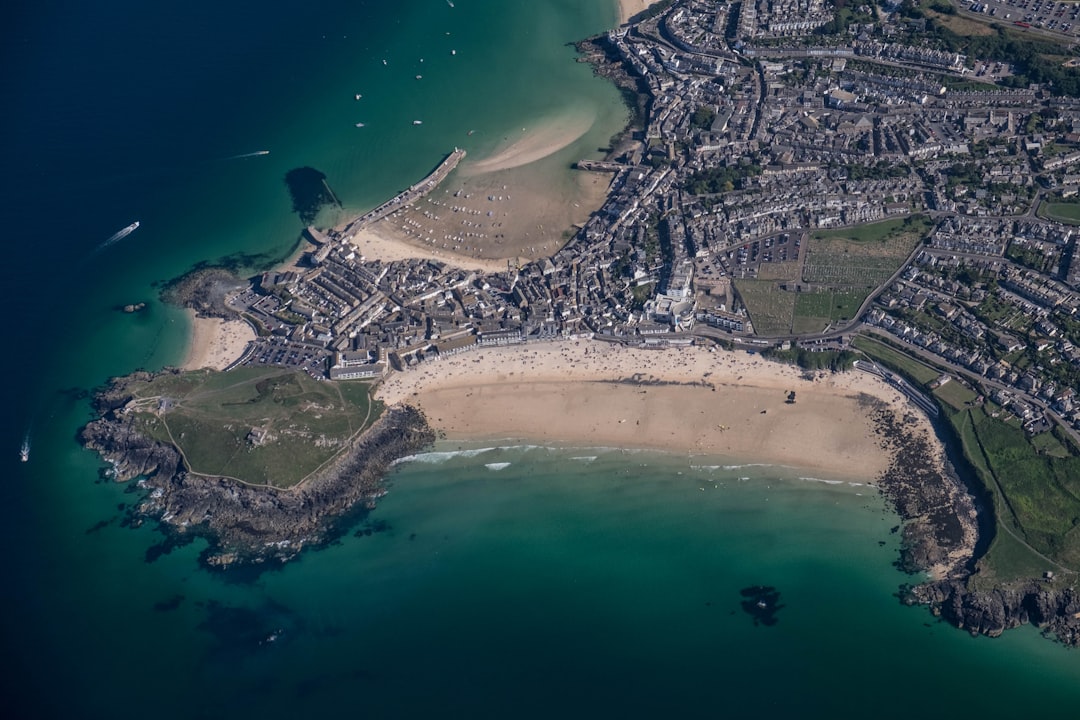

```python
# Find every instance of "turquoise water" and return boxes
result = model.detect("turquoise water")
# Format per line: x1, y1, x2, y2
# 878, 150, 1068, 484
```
4, 0, 1080, 716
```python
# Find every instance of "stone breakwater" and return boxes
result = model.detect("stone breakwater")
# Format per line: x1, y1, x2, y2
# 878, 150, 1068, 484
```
80, 373, 436, 567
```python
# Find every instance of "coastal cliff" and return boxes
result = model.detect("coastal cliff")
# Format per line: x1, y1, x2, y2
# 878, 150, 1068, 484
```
905, 579, 1080, 645
80, 374, 436, 567
863, 394, 1080, 645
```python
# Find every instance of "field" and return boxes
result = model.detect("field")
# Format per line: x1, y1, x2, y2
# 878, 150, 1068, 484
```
1039, 201, 1080, 225
791, 289, 865, 334
931, 377, 979, 412
125, 367, 381, 488
850, 334, 942, 385
961, 405, 1080, 572
734, 278, 797, 335
852, 334, 1080, 582
803, 216, 930, 287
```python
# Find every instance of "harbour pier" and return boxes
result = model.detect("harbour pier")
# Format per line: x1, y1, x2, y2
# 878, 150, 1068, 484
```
334, 148, 466, 237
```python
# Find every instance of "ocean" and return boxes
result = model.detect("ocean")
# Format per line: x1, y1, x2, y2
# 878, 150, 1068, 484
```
3, 0, 1080, 716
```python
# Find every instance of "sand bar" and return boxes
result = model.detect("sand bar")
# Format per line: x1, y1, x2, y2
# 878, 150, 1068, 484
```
182, 311, 256, 371
377, 339, 937, 483
465, 112, 595, 175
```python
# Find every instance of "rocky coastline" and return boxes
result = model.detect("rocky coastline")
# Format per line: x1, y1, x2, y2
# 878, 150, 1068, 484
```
80, 372, 436, 568
860, 394, 1080, 645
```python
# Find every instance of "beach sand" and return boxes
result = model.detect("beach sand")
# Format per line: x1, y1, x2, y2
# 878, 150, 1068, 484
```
182, 311, 255, 371
618, 0, 663, 23
376, 340, 938, 483
340, 112, 615, 268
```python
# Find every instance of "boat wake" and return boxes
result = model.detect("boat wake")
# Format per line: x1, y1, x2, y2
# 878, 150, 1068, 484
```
19, 431, 30, 463
96, 221, 140, 251
225, 150, 271, 160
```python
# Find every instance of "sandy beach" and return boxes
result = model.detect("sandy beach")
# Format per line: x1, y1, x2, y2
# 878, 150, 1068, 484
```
618, 0, 663, 24
346, 153, 613, 267
376, 340, 940, 483
465, 111, 595, 175
182, 311, 256, 371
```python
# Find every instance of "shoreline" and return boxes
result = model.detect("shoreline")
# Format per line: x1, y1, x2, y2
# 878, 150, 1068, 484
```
181, 310, 255, 372
617, 0, 664, 24
376, 340, 936, 484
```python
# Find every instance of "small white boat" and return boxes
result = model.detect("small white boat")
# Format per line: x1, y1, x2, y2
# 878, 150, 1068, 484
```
412, 120, 423, 125
19, 435, 29, 463
415, 74, 423, 80
355, 122, 365, 128
354, 93, 362, 100
451, 49, 456, 55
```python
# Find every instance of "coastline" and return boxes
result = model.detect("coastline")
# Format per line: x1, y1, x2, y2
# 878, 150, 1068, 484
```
377, 340, 930, 484
617, 0, 663, 23
181, 310, 255, 371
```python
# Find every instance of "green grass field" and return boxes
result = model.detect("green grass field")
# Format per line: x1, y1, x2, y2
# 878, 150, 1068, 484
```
851, 345, 1080, 584
126, 367, 381, 488
1039, 201, 1080, 226
851, 335, 942, 385
804, 216, 930, 287
734, 279, 796, 335
932, 378, 979, 412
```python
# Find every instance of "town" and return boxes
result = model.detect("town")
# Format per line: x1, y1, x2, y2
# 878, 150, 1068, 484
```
222, 0, 1080, 443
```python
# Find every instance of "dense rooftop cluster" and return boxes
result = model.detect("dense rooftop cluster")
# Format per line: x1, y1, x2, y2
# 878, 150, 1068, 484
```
223, 0, 1080, 440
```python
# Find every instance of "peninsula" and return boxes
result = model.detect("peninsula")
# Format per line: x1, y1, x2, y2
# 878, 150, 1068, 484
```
84, 0, 1080, 644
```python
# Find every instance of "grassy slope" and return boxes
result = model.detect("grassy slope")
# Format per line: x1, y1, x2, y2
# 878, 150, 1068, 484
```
127, 367, 381, 488
854, 334, 1080, 584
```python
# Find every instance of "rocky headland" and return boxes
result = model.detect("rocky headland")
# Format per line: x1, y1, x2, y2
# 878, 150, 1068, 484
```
861, 395, 1080, 645
80, 372, 436, 568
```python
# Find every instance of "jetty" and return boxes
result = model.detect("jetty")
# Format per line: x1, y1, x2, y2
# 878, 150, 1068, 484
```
334, 148, 466, 236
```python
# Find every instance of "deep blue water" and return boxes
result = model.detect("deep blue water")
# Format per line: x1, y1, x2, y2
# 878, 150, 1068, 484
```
4, 1, 1080, 717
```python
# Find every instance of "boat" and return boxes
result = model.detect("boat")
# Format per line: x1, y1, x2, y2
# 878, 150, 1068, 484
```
19, 435, 29, 463
451, 49, 456, 55
382, 59, 388, 66
354, 93, 362, 100
467, 129, 475, 136
415, 74, 423, 80
355, 122, 365, 128
448, 0, 455, 6
412, 120, 423, 125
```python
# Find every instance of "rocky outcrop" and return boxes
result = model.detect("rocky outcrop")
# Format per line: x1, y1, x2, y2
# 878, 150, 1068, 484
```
81, 377, 436, 568
905, 579, 1080, 645
862, 393, 1080, 646
864, 396, 979, 581
159, 267, 245, 319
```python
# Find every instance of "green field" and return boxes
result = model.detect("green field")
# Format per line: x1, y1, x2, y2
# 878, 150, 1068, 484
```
125, 367, 381, 488
804, 216, 930, 287
851, 334, 942, 385
734, 278, 797, 335
792, 289, 865, 334
1039, 201, 1080, 225
931, 378, 979, 412
851, 334, 1080, 582
962, 405, 1080, 571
